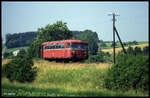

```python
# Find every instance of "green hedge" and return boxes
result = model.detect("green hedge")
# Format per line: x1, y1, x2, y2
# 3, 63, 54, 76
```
103, 54, 149, 91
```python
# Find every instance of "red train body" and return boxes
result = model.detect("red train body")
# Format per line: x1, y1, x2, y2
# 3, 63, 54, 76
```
41, 40, 88, 61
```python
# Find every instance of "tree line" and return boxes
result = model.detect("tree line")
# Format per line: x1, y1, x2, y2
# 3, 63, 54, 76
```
5, 31, 37, 48
5, 27, 99, 55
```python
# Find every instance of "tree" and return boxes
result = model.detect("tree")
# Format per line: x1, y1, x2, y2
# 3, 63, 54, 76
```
30, 20, 73, 58
5, 32, 37, 49
2, 49, 37, 83
99, 40, 107, 48
74, 30, 99, 55
133, 40, 138, 45
123, 42, 127, 46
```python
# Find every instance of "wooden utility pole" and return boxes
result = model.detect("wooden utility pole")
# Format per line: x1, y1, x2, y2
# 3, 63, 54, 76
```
108, 13, 119, 64
108, 13, 127, 64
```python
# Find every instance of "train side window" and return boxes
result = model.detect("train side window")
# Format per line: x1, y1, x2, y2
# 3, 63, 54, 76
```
60, 43, 64, 48
49, 44, 52, 49
49, 45, 51, 49
52, 44, 55, 49
58, 43, 61, 48
47, 44, 50, 49
50, 44, 52, 49
54, 44, 56, 49
51, 44, 54, 49
54, 44, 57, 49
59, 45, 61, 48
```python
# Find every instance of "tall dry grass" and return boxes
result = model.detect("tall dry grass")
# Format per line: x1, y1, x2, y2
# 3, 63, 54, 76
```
33, 60, 112, 90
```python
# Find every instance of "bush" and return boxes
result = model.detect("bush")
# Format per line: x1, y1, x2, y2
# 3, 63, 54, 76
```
2, 51, 37, 83
84, 50, 113, 63
143, 46, 149, 55
18, 49, 26, 56
84, 50, 105, 63
103, 54, 149, 91
117, 46, 149, 57
134, 47, 142, 55
3, 52, 13, 58
84, 54, 103, 63
126, 46, 134, 54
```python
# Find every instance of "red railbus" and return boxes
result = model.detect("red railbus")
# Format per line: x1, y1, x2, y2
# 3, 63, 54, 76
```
41, 40, 88, 61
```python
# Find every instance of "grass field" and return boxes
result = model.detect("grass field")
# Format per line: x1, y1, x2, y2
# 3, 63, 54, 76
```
101, 43, 149, 53
1, 59, 148, 97
98, 41, 148, 49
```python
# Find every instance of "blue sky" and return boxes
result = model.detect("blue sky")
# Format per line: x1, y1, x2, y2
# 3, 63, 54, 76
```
2, 1, 149, 43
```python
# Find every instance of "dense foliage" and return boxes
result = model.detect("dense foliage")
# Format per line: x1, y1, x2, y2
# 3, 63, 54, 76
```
30, 21, 73, 58
5, 32, 37, 48
84, 52, 104, 63
2, 49, 37, 83
104, 54, 149, 91
3, 52, 13, 58
84, 49, 112, 63
74, 30, 99, 55
117, 46, 149, 58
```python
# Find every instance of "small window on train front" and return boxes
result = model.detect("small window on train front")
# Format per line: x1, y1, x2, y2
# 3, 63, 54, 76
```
45, 46, 48, 49
72, 43, 78, 49
68, 43, 71, 48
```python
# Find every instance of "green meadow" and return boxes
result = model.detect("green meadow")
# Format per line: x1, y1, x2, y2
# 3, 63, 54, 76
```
1, 59, 148, 97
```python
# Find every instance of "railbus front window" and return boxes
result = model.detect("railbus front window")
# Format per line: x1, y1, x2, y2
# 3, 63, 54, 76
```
68, 42, 72, 48
69, 43, 88, 50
